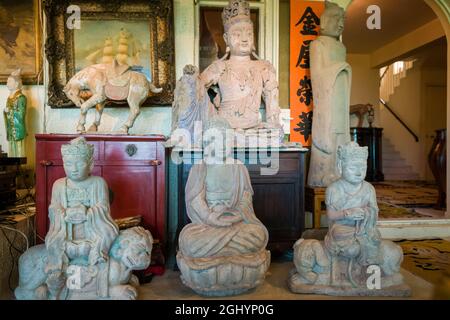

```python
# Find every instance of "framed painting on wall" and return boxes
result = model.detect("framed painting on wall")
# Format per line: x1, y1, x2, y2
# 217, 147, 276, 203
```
0, 0, 42, 84
44, 0, 175, 108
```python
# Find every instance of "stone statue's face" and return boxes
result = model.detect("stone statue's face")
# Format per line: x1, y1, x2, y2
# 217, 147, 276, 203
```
342, 160, 366, 185
224, 21, 254, 57
6, 77, 18, 91
121, 241, 151, 270
320, 9, 345, 38
63, 155, 91, 182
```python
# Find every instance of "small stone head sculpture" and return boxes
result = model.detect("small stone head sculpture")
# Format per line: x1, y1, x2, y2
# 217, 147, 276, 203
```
222, 0, 254, 57
203, 117, 233, 164
337, 142, 368, 185
7, 69, 22, 92
110, 227, 153, 270
320, 1, 345, 38
61, 137, 95, 182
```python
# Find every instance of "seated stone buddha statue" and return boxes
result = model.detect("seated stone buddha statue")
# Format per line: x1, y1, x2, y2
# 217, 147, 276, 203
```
177, 117, 270, 296
169, 0, 283, 146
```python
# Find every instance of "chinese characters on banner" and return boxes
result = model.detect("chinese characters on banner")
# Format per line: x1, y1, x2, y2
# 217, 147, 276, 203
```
290, 1, 324, 146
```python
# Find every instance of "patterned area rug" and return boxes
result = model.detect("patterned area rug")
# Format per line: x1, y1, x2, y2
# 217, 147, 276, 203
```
378, 202, 431, 220
396, 239, 450, 285
374, 181, 438, 208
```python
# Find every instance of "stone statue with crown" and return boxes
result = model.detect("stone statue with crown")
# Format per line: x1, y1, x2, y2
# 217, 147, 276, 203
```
288, 142, 411, 296
15, 137, 154, 300
169, 0, 284, 147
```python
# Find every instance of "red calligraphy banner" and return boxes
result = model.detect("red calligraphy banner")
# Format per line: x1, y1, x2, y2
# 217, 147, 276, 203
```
289, 1, 324, 146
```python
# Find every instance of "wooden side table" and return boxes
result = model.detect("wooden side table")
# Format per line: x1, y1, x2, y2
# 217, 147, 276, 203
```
305, 186, 326, 229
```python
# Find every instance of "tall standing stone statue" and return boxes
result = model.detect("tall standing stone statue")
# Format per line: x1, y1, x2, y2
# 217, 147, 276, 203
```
289, 142, 410, 296
169, 0, 283, 145
307, 1, 352, 187
3, 69, 27, 157
177, 117, 270, 296
15, 137, 154, 300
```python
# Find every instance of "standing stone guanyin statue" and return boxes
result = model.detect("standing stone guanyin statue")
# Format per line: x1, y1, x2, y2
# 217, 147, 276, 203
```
15, 137, 153, 300
289, 142, 410, 296
169, 0, 283, 146
308, 1, 352, 187
3, 69, 27, 157
177, 117, 270, 296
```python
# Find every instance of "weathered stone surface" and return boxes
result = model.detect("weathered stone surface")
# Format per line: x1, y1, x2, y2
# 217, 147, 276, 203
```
289, 142, 411, 297
307, 2, 352, 187
177, 117, 270, 296
15, 137, 153, 300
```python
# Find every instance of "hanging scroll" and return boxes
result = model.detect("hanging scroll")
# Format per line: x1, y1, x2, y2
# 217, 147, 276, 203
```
289, 1, 324, 145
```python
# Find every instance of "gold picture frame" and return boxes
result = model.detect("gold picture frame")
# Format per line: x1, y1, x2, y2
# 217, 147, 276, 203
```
0, 0, 42, 84
44, 0, 175, 108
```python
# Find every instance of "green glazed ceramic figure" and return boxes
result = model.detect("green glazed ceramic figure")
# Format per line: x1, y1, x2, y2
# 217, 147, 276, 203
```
3, 69, 27, 157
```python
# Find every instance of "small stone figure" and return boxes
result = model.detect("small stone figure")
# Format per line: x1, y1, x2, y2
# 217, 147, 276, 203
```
15, 137, 153, 300
288, 142, 411, 296
308, 1, 352, 187
168, 65, 215, 147
3, 69, 27, 157
170, 0, 283, 146
177, 117, 270, 296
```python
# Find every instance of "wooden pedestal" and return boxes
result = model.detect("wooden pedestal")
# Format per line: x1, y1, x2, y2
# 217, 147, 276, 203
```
305, 186, 326, 229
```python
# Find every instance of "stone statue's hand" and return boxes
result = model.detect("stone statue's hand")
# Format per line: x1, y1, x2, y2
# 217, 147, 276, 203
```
345, 208, 365, 220
206, 211, 232, 227
220, 213, 243, 224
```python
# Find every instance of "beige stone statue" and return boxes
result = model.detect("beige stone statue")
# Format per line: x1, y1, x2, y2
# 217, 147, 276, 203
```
15, 137, 153, 300
170, 0, 283, 145
289, 142, 410, 296
64, 59, 162, 134
308, 1, 352, 187
177, 117, 270, 296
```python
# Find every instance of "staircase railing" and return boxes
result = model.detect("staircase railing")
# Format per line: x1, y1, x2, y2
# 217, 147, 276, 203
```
379, 98, 419, 142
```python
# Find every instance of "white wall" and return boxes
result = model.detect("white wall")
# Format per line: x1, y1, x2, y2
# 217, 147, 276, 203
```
379, 62, 447, 179
347, 54, 380, 127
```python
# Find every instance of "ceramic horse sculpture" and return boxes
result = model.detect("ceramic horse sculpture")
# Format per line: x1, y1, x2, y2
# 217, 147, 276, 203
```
64, 59, 162, 134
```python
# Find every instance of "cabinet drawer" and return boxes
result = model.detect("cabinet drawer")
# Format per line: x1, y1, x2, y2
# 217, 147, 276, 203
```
105, 141, 157, 161
44, 140, 100, 161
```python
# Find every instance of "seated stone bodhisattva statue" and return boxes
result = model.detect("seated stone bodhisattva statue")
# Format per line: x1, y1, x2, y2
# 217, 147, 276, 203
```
177, 117, 270, 296
169, 0, 283, 146
289, 142, 411, 296
15, 137, 153, 300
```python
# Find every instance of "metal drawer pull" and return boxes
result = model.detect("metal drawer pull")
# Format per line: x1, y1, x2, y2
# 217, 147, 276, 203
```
40, 160, 53, 166
125, 144, 138, 157
149, 160, 162, 166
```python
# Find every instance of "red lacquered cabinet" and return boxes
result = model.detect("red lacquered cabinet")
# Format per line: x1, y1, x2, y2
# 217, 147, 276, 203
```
35, 134, 167, 250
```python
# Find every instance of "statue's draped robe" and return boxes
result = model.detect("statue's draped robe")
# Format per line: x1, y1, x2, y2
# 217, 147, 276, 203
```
171, 71, 215, 144
308, 36, 352, 187
200, 59, 280, 130
324, 180, 381, 266
45, 176, 119, 298
4, 90, 26, 157
179, 162, 268, 260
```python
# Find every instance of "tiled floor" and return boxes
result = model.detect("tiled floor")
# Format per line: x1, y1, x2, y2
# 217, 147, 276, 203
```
138, 260, 435, 300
